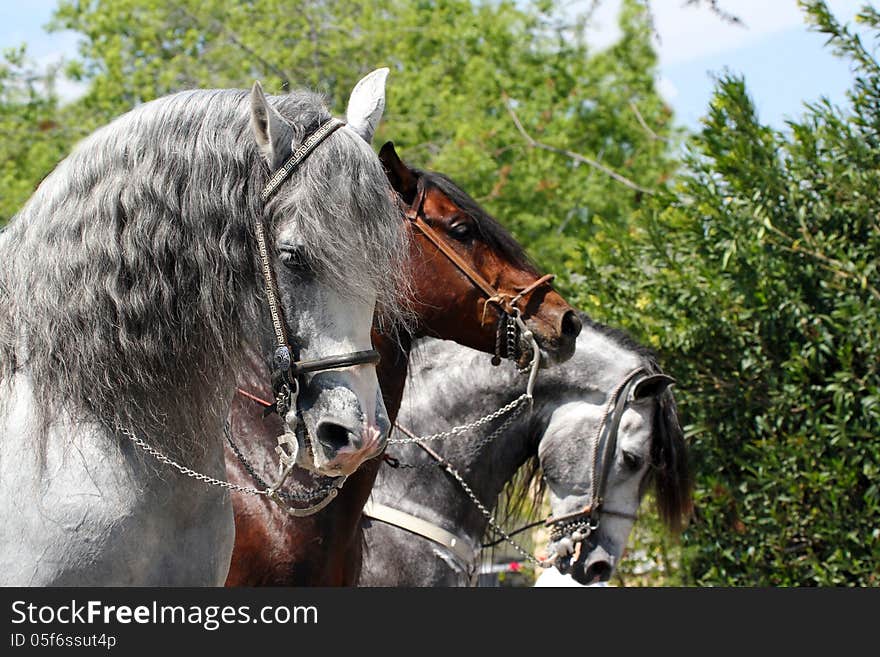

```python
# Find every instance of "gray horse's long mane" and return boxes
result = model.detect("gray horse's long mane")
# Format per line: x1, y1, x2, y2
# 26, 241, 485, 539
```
0, 88, 408, 457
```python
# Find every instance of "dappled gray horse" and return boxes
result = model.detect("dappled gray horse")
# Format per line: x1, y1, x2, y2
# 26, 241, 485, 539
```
359, 316, 692, 586
0, 70, 409, 585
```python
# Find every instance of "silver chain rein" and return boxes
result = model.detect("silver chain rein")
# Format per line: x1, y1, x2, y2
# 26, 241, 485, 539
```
388, 316, 557, 569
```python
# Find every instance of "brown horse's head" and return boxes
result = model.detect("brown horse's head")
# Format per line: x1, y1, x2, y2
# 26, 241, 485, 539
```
379, 142, 581, 365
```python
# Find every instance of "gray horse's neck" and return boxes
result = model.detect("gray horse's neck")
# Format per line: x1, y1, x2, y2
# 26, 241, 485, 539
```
363, 325, 649, 585
0, 371, 234, 585
381, 355, 540, 537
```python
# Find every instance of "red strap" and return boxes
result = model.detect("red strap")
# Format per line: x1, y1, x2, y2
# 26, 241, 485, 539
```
236, 387, 273, 408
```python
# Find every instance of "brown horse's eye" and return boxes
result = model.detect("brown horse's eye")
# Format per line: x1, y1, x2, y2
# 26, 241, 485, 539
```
448, 221, 472, 241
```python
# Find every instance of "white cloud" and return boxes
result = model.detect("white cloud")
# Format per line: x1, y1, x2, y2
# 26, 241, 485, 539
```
54, 76, 88, 103
583, 0, 865, 66
582, 0, 625, 51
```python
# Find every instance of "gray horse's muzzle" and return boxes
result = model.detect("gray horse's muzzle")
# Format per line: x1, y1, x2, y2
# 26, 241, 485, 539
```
566, 543, 615, 585
290, 372, 390, 476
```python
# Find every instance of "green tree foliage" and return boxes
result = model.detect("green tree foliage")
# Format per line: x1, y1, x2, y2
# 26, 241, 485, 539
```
579, 0, 879, 585
49, 0, 676, 269
0, 47, 72, 222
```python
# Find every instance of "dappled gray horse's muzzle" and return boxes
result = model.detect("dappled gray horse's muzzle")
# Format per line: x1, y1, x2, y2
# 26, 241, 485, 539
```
290, 370, 390, 476
567, 542, 615, 585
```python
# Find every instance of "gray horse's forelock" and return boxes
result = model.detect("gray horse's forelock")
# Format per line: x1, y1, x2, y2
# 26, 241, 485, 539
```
264, 92, 411, 328
0, 88, 410, 459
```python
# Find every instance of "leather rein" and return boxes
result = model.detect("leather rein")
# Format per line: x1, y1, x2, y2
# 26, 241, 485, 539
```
404, 181, 555, 363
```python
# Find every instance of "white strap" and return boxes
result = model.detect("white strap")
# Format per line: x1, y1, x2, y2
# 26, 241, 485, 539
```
363, 500, 477, 567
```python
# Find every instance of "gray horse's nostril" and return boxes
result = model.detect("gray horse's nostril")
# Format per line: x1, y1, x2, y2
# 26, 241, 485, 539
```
560, 310, 582, 338
316, 421, 354, 451
584, 559, 612, 583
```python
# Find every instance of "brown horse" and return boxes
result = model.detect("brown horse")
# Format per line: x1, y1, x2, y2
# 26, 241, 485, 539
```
225, 142, 581, 585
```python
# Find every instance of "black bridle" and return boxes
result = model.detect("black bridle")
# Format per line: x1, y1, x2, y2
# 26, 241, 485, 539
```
542, 368, 649, 568
255, 117, 381, 419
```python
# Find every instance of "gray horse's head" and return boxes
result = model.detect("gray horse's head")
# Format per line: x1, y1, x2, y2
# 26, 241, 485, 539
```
0, 69, 408, 479
250, 68, 407, 476
537, 322, 692, 584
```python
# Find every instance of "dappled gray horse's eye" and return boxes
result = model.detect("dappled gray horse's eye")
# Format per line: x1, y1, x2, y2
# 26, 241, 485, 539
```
278, 244, 309, 271
622, 450, 644, 472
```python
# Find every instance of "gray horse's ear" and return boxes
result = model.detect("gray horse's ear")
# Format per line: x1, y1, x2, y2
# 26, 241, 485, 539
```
633, 374, 676, 400
345, 68, 389, 144
250, 81, 292, 169
379, 141, 418, 205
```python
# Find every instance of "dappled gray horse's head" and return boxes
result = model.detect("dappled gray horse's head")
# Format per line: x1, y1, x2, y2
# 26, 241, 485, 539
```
250, 68, 409, 475
537, 318, 691, 584
0, 69, 408, 477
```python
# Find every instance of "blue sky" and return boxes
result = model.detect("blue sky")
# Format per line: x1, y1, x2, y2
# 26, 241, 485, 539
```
0, 0, 871, 131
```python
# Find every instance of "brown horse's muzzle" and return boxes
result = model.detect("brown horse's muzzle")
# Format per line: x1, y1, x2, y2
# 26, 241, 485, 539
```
519, 291, 582, 366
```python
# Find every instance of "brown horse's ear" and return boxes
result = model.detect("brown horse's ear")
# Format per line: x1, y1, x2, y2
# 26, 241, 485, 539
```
379, 141, 418, 205
633, 374, 676, 400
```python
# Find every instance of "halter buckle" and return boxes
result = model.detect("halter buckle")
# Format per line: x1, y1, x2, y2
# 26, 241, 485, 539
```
275, 431, 300, 470
273, 345, 292, 372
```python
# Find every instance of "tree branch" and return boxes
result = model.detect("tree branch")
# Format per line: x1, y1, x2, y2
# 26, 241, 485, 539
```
629, 100, 668, 142
503, 95, 655, 196
683, 0, 745, 27
174, 6, 293, 90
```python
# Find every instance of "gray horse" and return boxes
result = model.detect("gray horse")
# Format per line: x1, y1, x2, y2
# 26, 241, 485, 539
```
359, 315, 692, 586
0, 70, 409, 585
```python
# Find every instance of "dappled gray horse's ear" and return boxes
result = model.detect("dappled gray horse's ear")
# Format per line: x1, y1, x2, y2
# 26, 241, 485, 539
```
250, 81, 293, 169
345, 68, 389, 144
633, 373, 676, 400
379, 141, 418, 205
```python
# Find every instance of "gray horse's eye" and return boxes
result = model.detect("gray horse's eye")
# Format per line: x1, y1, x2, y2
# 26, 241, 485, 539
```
278, 244, 307, 269
622, 450, 643, 471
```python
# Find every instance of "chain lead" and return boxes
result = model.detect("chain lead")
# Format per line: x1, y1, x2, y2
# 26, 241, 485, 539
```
387, 393, 530, 445
440, 457, 555, 569
118, 424, 345, 516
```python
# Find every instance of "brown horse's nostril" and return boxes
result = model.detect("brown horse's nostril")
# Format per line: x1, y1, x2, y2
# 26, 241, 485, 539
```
316, 421, 353, 452
560, 310, 582, 339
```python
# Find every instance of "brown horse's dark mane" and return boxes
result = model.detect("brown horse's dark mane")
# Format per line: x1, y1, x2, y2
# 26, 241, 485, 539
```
413, 169, 538, 275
